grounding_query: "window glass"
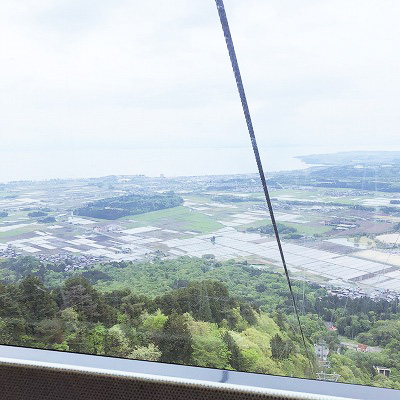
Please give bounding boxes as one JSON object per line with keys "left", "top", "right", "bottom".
{"left": 1, "top": 0, "right": 400, "bottom": 390}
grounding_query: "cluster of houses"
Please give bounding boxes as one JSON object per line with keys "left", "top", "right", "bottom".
{"left": 36, "top": 252, "right": 103, "bottom": 271}
{"left": 0, "top": 244, "right": 22, "bottom": 259}
{"left": 326, "top": 286, "right": 400, "bottom": 302}
{"left": 326, "top": 287, "right": 367, "bottom": 299}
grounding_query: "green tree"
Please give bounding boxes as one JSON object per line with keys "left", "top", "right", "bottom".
{"left": 7, "top": 257, "right": 44, "bottom": 281}
{"left": 0, "top": 282, "right": 21, "bottom": 318}
{"left": 0, "top": 318, "right": 12, "bottom": 344}
{"left": 18, "top": 276, "right": 57, "bottom": 322}
{"left": 139, "top": 309, "right": 168, "bottom": 345}
{"left": 271, "top": 334, "right": 294, "bottom": 360}
{"left": 88, "top": 323, "right": 107, "bottom": 355}
{"left": 224, "top": 331, "right": 242, "bottom": 370}
{"left": 198, "top": 283, "right": 212, "bottom": 322}
{"left": 190, "top": 320, "right": 231, "bottom": 369}
{"left": 60, "top": 307, "right": 80, "bottom": 334}
{"left": 104, "top": 325, "right": 130, "bottom": 357}
{"left": 35, "top": 319, "right": 64, "bottom": 345}
{"left": 159, "top": 313, "right": 192, "bottom": 364}
{"left": 128, "top": 344, "right": 161, "bottom": 361}
{"left": 67, "top": 327, "right": 93, "bottom": 354}
{"left": 61, "top": 277, "right": 116, "bottom": 324}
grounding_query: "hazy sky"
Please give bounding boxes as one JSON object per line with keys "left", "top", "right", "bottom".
{"left": 2, "top": 0, "right": 400, "bottom": 154}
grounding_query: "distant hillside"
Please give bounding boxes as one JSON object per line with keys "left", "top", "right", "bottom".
{"left": 297, "top": 151, "right": 400, "bottom": 166}
{"left": 274, "top": 164, "right": 400, "bottom": 192}
{"left": 74, "top": 192, "right": 184, "bottom": 220}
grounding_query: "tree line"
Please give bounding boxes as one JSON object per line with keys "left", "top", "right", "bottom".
{"left": 0, "top": 275, "right": 312, "bottom": 376}
{"left": 74, "top": 192, "right": 184, "bottom": 220}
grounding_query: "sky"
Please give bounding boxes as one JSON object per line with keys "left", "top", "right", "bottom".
{"left": 1, "top": 0, "right": 400, "bottom": 169}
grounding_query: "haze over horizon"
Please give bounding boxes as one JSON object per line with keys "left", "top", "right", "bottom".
{"left": 2, "top": 1, "right": 400, "bottom": 181}
{"left": 2, "top": 147, "right": 400, "bottom": 184}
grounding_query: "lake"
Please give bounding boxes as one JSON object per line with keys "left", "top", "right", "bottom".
{"left": 1, "top": 144, "right": 398, "bottom": 183}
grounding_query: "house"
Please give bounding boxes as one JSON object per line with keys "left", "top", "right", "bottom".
{"left": 357, "top": 344, "right": 368, "bottom": 352}
{"left": 374, "top": 366, "right": 391, "bottom": 377}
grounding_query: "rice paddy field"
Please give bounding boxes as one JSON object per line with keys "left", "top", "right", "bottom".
{"left": 2, "top": 174, "right": 400, "bottom": 293}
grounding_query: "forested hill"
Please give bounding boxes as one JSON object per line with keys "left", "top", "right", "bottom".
{"left": 0, "top": 276, "right": 313, "bottom": 378}
{"left": 74, "top": 192, "right": 183, "bottom": 220}
{"left": 2, "top": 256, "right": 400, "bottom": 388}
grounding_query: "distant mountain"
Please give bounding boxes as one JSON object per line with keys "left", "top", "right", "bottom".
{"left": 297, "top": 151, "right": 400, "bottom": 166}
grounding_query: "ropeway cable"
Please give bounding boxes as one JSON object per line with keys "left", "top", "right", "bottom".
{"left": 214, "top": 0, "right": 314, "bottom": 374}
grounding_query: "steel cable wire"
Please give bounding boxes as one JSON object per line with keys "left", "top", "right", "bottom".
{"left": 214, "top": 0, "right": 314, "bottom": 374}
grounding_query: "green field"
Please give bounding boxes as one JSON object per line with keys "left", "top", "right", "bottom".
{"left": 239, "top": 218, "right": 331, "bottom": 235}
{"left": 0, "top": 224, "right": 42, "bottom": 241}
{"left": 348, "top": 236, "right": 376, "bottom": 247}
{"left": 121, "top": 206, "right": 223, "bottom": 234}
{"left": 280, "top": 222, "right": 332, "bottom": 235}
{"left": 183, "top": 194, "right": 215, "bottom": 203}
{"left": 1, "top": 211, "right": 30, "bottom": 221}
{"left": 267, "top": 189, "right": 362, "bottom": 205}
